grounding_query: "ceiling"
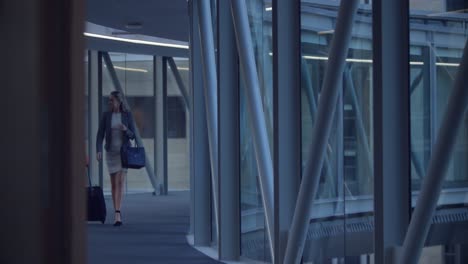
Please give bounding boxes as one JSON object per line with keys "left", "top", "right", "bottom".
{"left": 87, "top": 0, "right": 189, "bottom": 42}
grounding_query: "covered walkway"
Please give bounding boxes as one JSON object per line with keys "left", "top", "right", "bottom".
{"left": 87, "top": 191, "right": 220, "bottom": 264}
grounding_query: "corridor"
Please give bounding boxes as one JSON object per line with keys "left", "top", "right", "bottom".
{"left": 88, "top": 191, "right": 220, "bottom": 264}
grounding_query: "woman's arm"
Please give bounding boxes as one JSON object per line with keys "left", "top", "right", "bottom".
{"left": 125, "top": 112, "right": 136, "bottom": 140}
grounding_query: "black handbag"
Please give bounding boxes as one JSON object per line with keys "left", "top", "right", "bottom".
{"left": 121, "top": 140, "right": 146, "bottom": 169}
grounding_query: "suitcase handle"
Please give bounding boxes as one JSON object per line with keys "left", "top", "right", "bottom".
{"left": 87, "top": 165, "right": 93, "bottom": 188}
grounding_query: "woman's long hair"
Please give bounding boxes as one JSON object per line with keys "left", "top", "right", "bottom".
{"left": 110, "top": 91, "right": 127, "bottom": 112}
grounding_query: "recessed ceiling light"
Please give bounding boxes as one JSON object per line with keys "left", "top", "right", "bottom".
{"left": 83, "top": 32, "right": 189, "bottom": 49}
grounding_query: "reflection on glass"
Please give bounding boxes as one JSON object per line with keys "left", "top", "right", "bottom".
{"left": 301, "top": 1, "right": 374, "bottom": 262}
{"left": 410, "top": 0, "right": 468, "bottom": 261}
{"left": 240, "top": 0, "right": 272, "bottom": 261}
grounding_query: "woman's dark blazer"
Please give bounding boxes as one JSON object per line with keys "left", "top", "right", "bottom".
{"left": 96, "top": 111, "right": 136, "bottom": 153}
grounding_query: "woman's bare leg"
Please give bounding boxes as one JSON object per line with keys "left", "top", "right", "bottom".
{"left": 110, "top": 173, "right": 117, "bottom": 214}
{"left": 115, "top": 170, "right": 125, "bottom": 222}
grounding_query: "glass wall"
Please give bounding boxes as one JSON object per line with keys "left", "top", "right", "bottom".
{"left": 409, "top": 0, "right": 468, "bottom": 261}
{"left": 240, "top": 0, "right": 272, "bottom": 261}
{"left": 301, "top": 1, "right": 374, "bottom": 262}
{"left": 101, "top": 53, "right": 155, "bottom": 193}
{"left": 83, "top": 52, "right": 190, "bottom": 194}
{"left": 196, "top": 0, "right": 468, "bottom": 262}
{"left": 166, "top": 57, "right": 190, "bottom": 191}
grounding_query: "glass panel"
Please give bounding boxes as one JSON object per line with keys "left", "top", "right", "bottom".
{"left": 166, "top": 57, "right": 190, "bottom": 191}
{"left": 240, "top": 0, "right": 272, "bottom": 262}
{"left": 101, "top": 53, "right": 154, "bottom": 194}
{"left": 301, "top": 1, "right": 374, "bottom": 262}
{"left": 410, "top": 0, "right": 468, "bottom": 261}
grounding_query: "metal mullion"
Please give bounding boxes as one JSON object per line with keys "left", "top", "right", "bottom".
{"left": 230, "top": 0, "right": 275, "bottom": 259}
{"left": 197, "top": 0, "right": 220, "bottom": 238}
{"left": 273, "top": 0, "right": 301, "bottom": 262}
{"left": 218, "top": 0, "right": 240, "bottom": 260}
{"left": 191, "top": 0, "right": 211, "bottom": 246}
{"left": 372, "top": 0, "right": 411, "bottom": 262}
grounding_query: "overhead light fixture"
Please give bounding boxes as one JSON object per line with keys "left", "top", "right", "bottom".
{"left": 84, "top": 32, "right": 189, "bottom": 49}
{"left": 265, "top": 7, "right": 272, "bottom": 11}
{"left": 177, "top": 67, "right": 189, "bottom": 71}
{"left": 303, "top": 55, "right": 329, "bottom": 61}
{"left": 279, "top": 53, "right": 459, "bottom": 67}
{"left": 346, "top": 58, "right": 372, "bottom": 63}
{"left": 436, "top": 62, "right": 459, "bottom": 67}
{"left": 318, "top": 30, "right": 335, "bottom": 35}
{"left": 104, "top": 64, "right": 148, "bottom": 73}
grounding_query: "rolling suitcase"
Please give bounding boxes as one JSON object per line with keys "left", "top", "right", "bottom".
{"left": 87, "top": 166, "right": 106, "bottom": 224}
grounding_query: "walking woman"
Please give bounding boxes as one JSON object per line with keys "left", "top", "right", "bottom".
{"left": 96, "top": 91, "right": 136, "bottom": 226}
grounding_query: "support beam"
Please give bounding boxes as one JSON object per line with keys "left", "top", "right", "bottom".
{"left": 155, "top": 56, "right": 168, "bottom": 195}
{"left": 400, "top": 40, "right": 468, "bottom": 264}
{"left": 283, "top": 0, "right": 360, "bottom": 263}
{"left": 190, "top": 0, "right": 211, "bottom": 245}
{"left": 97, "top": 52, "right": 104, "bottom": 187}
{"left": 162, "top": 57, "right": 169, "bottom": 194}
{"left": 167, "top": 57, "right": 191, "bottom": 111}
{"left": 218, "top": 0, "right": 240, "bottom": 260}
{"left": 301, "top": 58, "right": 337, "bottom": 197}
{"left": 88, "top": 50, "right": 100, "bottom": 187}
{"left": 372, "top": 0, "right": 411, "bottom": 262}
{"left": 273, "top": 0, "right": 301, "bottom": 263}
{"left": 102, "top": 52, "right": 160, "bottom": 194}
{"left": 188, "top": 1, "right": 195, "bottom": 235}
{"left": 153, "top": 56, "right": 159, "bottom": 195}
{"left": 197, "top": 0, "right": 219, "bottom": 236}
{"left": 230, "top": 0, "right": 275, "bottom": 259}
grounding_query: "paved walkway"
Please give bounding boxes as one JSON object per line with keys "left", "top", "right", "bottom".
{"left": 87, "top": 191, "right": 221, "bottom": 264}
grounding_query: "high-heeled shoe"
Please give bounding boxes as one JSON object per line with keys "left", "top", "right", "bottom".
{"left": 113, "top": 210, "right": 123, "bottom": 226}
